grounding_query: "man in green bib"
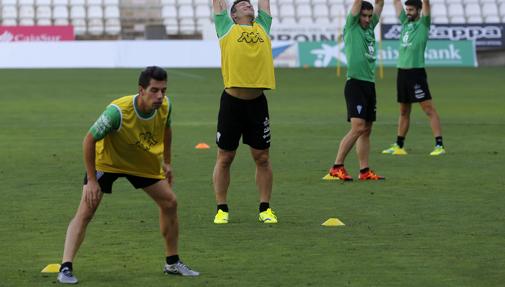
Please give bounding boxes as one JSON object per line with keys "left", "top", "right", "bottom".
{"left": 382, "top": 0, "right": 446, "bottom": 156}
{"left": 327, "top": 0, "right": 386, "bottom": 181}
{"left": 211, "top": 0, "right": 277, "bottom": 224}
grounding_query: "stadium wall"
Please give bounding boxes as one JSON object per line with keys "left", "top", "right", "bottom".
{"left": 0, "top": 40, "right": 478, "bottom": 68}
{"left": 477, "top": 49, "right": 505, "bottom": 66}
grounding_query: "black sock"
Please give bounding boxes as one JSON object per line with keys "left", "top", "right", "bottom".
{"left": 332, "top": 164, "right": 344, "bottom": 169}
{"left": 360, "top": 167, "right": 369, "bottom": 174}
{"left": 166, "top": 255, "right": 179, "bottom": 265}
{"left": 217, "top": 204, "right": 229, "bottom": 212}
{"left": 396, "top": 136, "right": 405, "bottom": 148}
{"left": 259, "top": 202, "right": 270, "bottom": 212}
{"left": 60, "top": 262, "right": 73, "bottom": 272}
{"left": 435, "top": 136, "right": 443, "bottom": 147}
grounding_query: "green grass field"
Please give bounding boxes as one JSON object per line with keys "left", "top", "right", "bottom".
{"left": 1, "top": 67, "right": 504, "bottom": 286}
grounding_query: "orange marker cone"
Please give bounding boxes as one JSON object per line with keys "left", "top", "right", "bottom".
{"left": 195, "top": 143, "right": 210, "bottom": 149}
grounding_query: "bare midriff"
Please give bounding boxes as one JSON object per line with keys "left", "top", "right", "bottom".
{"left": 225, "top": 87, "right": 265, "bottom": 100}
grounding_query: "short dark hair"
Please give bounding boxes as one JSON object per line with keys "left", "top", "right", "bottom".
{"left": 138, "top": 66, "right": 167, "bottom": 88}
{"left": 404, "top": 0, "right": 422, "bottom": 9}
{"left": 361, "top": 1, "right": 374, "bottom": 11}
{"left": 230, "top": 0, "right": 250, "bottom": 14}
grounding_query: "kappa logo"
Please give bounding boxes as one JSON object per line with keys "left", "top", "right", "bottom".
{"left": 216, "top": 132, "right": 221, "bottom": 142}
{"left": 357, "top": 105, "right": 363, "bottom": 114}
{"left": 237, "top": 31, "right": 264, "bottom": 43}
{"left": 135, "top": 132, "right": 158, "bottom": 151}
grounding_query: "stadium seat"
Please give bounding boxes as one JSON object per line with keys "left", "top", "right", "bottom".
{"left": 2, "top": 0, "right": 17, "bottom": 4}
{"left": 70, "top": 0, "right": 86, "bottom": 5}
{"left": 448, "top": 4, "right": 464, "bottom": 18}
{"left": 466, "top": 16, "right": 483, "bottom": 24}
{"left": 53, "top": 0, "right": 69, "bottom": 5}
{"left": 105, "top": 18, "right": 121, "bottom": 35}
{"left": 313, "top": 4, "right": 329, "bottom": 18}
{"left": 36, "top": 6, "right": 52, "bottom": 25}
{"left": 450, "top": 16, "right": 466, "bottom": 23}
{"left": 70, "top": 5, "right": 87, "bottom": 35}
{"left": 280, "top": 17, "right": 296, "bottom": 24}
{"left": 500, "top": 3, "right": 505, "bottom": 17}
{"left": 1, "top": 5, "right": 18, "bottom": 23}
{"left": 104, "top": 5, "right": 120, "bottom": 18}
{"left": 464, "top": 3, "right": 481, "bottom": 17}
{"left": 484, "top": 16, "right": 500, "bottom": 23}
{"left": 431, "top": 0, "right": 445, "bottom": 4}
{"left": 480, "top": 0, "right": 496, "bottom": 3}
{"left": 278, "top": 0, "right": 294, "bottom": 5}
{"left": 162, "top": 5, "right": 177, "bottom": 23}
{"left": 327, "top": 0, "right": 345, "bottom": 4}
{"left": 35, "top": 0, "right": 52, "bottom": 5}
{"left": 314, "top": 17, "right": 331, "bottom": 24}
{"left": 433, "top": 16, "right": 449, "bottom": 24}
{"left": 195, "top": 4, "right": 211, "bottom": 18}
{"left": 312, "top": 0, "right": 328, "bottom": 4}
{"left": 296, "top": 0, "right": 311, "bottom": 4}
{"left": 177, "top": 0, "right": 193, "bottom": 5}
{"left": 19, "top": 0, "right": 35, "bottom": 5}
{"left": 296, "top": 4, "right": 312, "bottom": 18}
{"left": 298, "top": 17, "right": 313, "bottom": 24}
{"left": 87, "top": 0, "right": 103, "bottom": 5}
{"left": 382, "top": 16, "right": 399, "bottom": 24}
{"left": 267, "top": 4, "right": 279, "bottom": 18}
{"left": 279, "top": 4, "right": 295, "bottom": 18}
{"left": 196, "top": 17, "right": 212, "bottom": 33}
{"left": 329, "top": 3, "right": 346, "bottom": 18}
{"left": 382, "top": 5, "right": 396, "bottom": 18}
{"left": 431, "top": 4, "right": 448, "bottom": 18}
{"left": 19, "top": 6, "right": 36, "bottom": 26}
{"left": 445, "top": 0, "right": 462, "bottom": 3}
{"left": 88, "top": 19, "right": 104, "bottom": 35}
{"left": 53, "top": 6, "right": 69, "bottom": 25}
{"left": 179, "top": 18, "right": 196, "bottom": 34}
{"left": 482, "top": 3, "right": 499, "bottom": 17}
{"left": 178, "top": 4, "right": 194, "bottom": 19}
{"left": 87, "top": 5, "right": 104, "bottom": 20}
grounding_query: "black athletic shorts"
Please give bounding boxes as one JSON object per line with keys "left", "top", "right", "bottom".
{"left": 216, "top": 90, "right": 271, "bottom": 151}
{"left": 83, "top": 171, "right": 161, "bottom": 193}
{"left": 344, "top": 79, "right": 377, "bottom": 122}
{"left": 397, "top": 68, "right": 432, "bottom": 103}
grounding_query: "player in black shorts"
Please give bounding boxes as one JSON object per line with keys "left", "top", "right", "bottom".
{"left": 326, "top": 0, "right": 385, "bottom": 181}
{"left": 382, "top": 0, "right": 445, "bottom": 156}
{"left": 212, "top": 0, "right": 278, "bottom": 224}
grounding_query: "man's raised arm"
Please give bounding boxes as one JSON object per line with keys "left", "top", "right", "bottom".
{"left": 259, "top": 0, "right": 271, "bottom": 16}
{"left": 374, "top": 0, "right": 384, "bottom": 17}
{"left": 393, "top": 0, "right": 403, "bottom": 17}
{"left": 350, "top": 0, "right": 363, "bottom": 16}
{"left": 213, "top": 0, "right": 227, "bottom": 14}
{"left": 423, "top": 0, "right": 431, "bottom": 17}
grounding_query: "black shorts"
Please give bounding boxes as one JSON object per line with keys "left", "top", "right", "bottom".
{"left": 83, "top": 171, "right": 161, "bottom": 193}
{"left": 344, "top": 79, "right": 377, "bottom": 122}
{"left": 216, "top": 90, "right": 271, "bottom": 151}
{"left": 397, "top": 68, "right": 432, "bottom": 103}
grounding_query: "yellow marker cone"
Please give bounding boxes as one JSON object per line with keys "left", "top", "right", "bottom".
{"left": 322, "top": 218, "right": 345, "bottom": 227}
{"left": 41, "top": 263, "right": 61, "bottom": 273}
{"left": 195, "top": 143, "right": 210, "bottom": 149}
{"left": 322, "top": 173, "right": 340, "bottom": 180}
